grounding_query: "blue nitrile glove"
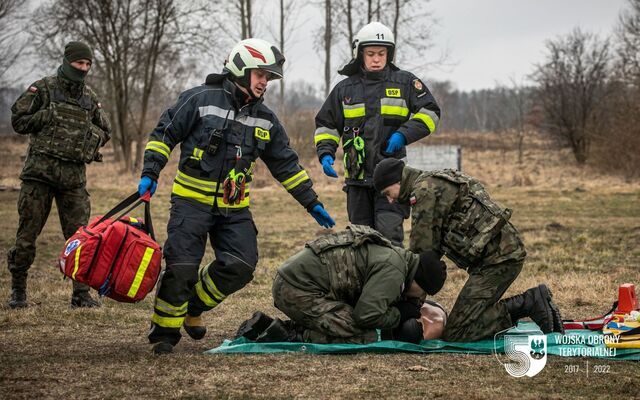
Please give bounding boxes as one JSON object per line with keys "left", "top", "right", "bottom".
{"left": 321, "top": 155, "right": 338, "bottom": 178}
{"left": 138, "top": 176, "right": 158, "bottom": 197}
{"left": 385, "top": 131, "right": 406, "bottom": 154}
{"left": 309, "top": 204, "right": 336, "bottom": 228}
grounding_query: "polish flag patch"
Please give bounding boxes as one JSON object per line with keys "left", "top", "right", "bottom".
{"left": 410, "top": 195, "right": 417, "bottom": 205}
{"left": 28, "top": 86, "right": 38, "bottom": 93}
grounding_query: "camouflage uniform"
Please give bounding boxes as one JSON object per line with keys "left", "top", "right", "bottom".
{"left": 274, "top": 225, "right": 421, "bottom": 344}
{"left": 8, "top": 73, "right": 111, "bottom": 298}
{"left": 400, "top": 166, "right": 526, "bottom": 342}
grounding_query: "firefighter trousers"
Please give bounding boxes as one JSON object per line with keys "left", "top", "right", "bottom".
{"left": 149, "top": 197, "right": 258, "bottom": 345}
{"left": 345, "top": 185, "right": 409, "bottom": 247}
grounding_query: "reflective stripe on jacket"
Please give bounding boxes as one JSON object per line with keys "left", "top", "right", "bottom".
{"left": 142, "top": 78, "right": 318, "bottom": 210}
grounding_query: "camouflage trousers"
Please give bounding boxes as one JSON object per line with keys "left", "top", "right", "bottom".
{"left": 442, "top": 258, "right": 523, "bottom": 342}
{"left": 8, "top": 179, "right": 90, "bottom": 278}
{"left": 272, "top": 273, "right": 378, "bottom": 344}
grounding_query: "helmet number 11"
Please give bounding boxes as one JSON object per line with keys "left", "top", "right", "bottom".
{"left": 376, "top": 33, "right": 385, "bottom": 39}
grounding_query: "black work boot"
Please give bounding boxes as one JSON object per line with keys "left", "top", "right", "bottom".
{"left": 183, "top": 315, "right": 207, "bottom": 340}
{"left": 152, "top": 342, "right": 174, "bottom": 355}
{"left": 236, "top": 311, "right": 274, "bottom": 340}
{"left": 255, "top": 319, "right": 303, "bottom": 343}
{"left": 502, "top": 284, "right": 564, "bottom": 334}
{"left": 71, "top": 281, "right": 101, "bottom": 308}
{"left": 8, "top": 272, "right": 28, "bottom": 309}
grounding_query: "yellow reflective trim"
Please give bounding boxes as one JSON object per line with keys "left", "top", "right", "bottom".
{"left": 152, "top": 313, "right": 184, "bottom": 328}
{"left": 172, "top": 181, "right": 215, "bottom": 205}
{"left": 381, "top": 105, "right": 409, "bottom": 117}
{"left": 176, "top": 170, "right": 218, "bottom": 189}
{"left": 215, "top": 195, "right": 250, "bottom": 209}
{"left": 126, "top": 247, "right": 155, "bottom": 298}
{"left": 195, "top": 281, "right": 219, "bottom": 307}
{"left": 386, "top": 88, "right": 401, "bottom": 97}
{"left": 145, "top": 141, "right": 171, "bottom": 159}
{"left": 281, "top": 170, "right": 309, "bottom": 191}
{"left": 314, "top": 133, "right": 341, "bottom": 145}
{"left": 155, "top": 298, "right": 188, "bottom": 316}
{"left": 72, "top": 244, "right": 81, "bottom": 280}
{"left": 343, "top": 107, "right": 366, "bottom": 118}
{"left": 413, "top": 112, "right": 436, "bottom": 132}
{"left": 192, "top": 148, "right": 204, "bottom": 160}
{"left": 129, "top": 217, "right": 138, "bottom": 223}
{"left": 202, "top": 270, "right": 226, "bottom": 301}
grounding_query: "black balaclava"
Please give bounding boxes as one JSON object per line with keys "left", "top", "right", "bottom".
{"left": 58, "top": 41, "right": 93, "bottom": 83}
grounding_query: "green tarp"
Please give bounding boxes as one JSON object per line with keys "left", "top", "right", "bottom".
{"left": 205, "top": 322, "right": 640, "bottom": 360}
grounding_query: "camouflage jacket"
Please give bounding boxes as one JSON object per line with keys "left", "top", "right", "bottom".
{"left": 400, "top": 166, "right": 526, "bottom": 269}
{"left": 11, "top": 74, "right": 111, "bottom": 187}
{"left": 277, "top": 225, "right": 421, "bottom": 330}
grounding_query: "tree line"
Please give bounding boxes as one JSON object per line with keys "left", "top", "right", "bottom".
{"left": 0, "top": 0, "right": 638, "bottom": 177}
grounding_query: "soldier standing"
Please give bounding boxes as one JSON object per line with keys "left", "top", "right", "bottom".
{"left": 314, "top": 21, "right": 440, "bottom": 246}
{"left": 7, "top": 41, "right": 111, "bottom": 309}
{"left": 373, "top": 159, "right": 565, "bottom": 341}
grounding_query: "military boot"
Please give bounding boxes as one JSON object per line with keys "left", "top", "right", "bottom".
{"left": 236, "top": 311, "right": 274, "bottom": 340}
{"left": 8, "top": 272, "right": 28, "bottom": 309}
{"left": 255, "top": 319, "right": 303, "bottom": 343}
{"left": 183, "top": 315, "right": 207, "bottom": 340}
{"left": 71, "top": 281, "right": 101, "bottom": 308}
{"left": 502, "top": 284, "right": 564, "bottom": 334}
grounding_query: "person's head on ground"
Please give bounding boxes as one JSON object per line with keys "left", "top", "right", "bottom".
{"left": 224, "top": 38, "right": 285, "bottom": 101}
{"left": 373, "top": 158, "right": 405, "bottom": 201}
{"left": 394, "top": 300, "right": 448, "bottom": 343}
{"left": 59, "top": 41, "right": 93, "bottom": 82}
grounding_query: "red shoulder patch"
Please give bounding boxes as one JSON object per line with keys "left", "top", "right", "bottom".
{"left": 410, "top": 195, "right": 417, "bottom": 205}
{"left": 28, "top": 86, "right": 38, "bottom": 93}
{"left": 97, "top": 102, "right": 102, "bottom": 109}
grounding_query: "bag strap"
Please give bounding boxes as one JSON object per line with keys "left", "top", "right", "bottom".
{"left": 94, "top": 191, "right": 156, "bottom": 241}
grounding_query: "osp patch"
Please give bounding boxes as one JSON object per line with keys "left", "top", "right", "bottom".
{"left": 64, "top": 239, "right": 81, "bottom": 257}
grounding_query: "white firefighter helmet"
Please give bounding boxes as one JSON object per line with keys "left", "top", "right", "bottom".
{"left": 224, "top": 38, "right": 285, "bottom": 80}
{"left": 352, "top": 21, "right": 395, "bottom": 61}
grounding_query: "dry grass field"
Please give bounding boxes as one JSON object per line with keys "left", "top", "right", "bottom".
{"left": 0, "top": 132, "right": 639, "bottom": 399}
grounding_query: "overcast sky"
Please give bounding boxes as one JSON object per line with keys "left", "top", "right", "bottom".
{"left": 284, "top": 0, "right": 627, "bottom": 92}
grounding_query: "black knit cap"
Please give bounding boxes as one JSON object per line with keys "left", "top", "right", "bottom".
{"left": 414, "top": 250, "right": 447, "bottom": 295}
{"left": 64, "top": 41, "right": 93, "bottom": 63}
{"left": 373, "top": 158, "right": 404, "bottom": 192}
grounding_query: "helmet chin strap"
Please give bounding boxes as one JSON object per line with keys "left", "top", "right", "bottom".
{"left": 234, "top": 72, "right": 261, "bottom": 102}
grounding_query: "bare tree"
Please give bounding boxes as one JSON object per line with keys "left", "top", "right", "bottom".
{"left": 31, "top": 0, "right": 216, "bottom": 172}
{"left": 616, "top": 0, "right": 640, "bottom": 86}
{"left": 323, "top": 0, "right": 332, "bottom": 96}
{"left": 0, "top": 0, "right": 29, "bottom": 85}
{"left": 532, "top": 29, "right": 610, "bottom": 164}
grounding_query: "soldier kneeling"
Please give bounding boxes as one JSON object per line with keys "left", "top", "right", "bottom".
{"left": 237, "top": 225, "right": 447, "bottom": 344}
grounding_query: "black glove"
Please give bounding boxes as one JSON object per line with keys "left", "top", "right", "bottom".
{"left": 393, "top": 300, "right": 421, "bottom": 324}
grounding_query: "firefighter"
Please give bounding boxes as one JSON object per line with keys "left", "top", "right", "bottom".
{"left": 236, "top": 225, "right": 447, "bottom": 344}
{"left": 139, "top": 38, "right": 336, "bottom": 354}
{"left": 7, "top": 41, "right": 111, "bottom": 309}
{"left": 314, "top": 21, "right": 441, "bottom": 246}
{"left": 373, "top": 159, "right": 565, "bottom": 342}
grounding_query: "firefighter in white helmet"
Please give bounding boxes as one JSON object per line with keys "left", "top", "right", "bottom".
{"left": 139, "top": 38, "right": 335, "bottom": 354}
{"left": 314, "top": 21, "right": 441, "bottom": 246}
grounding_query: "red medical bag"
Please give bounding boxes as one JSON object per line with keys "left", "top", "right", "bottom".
{"left": 58, "top": 192, "right": 162, "bottom": 303}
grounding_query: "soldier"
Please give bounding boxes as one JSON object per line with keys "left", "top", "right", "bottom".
{"left": 7, "top": 41, "right": 111, "bottom": 309}
{"left": 236, "top": 225, "right": 447, "bottom": 344}
{"left": 372, "top": 159, "right": 565, "bottom": 342}
{"left": 314, "top": 21, "right": 440, "bottom": 246}
{"left": 139, "top": 38, "right": 336, "bottom": 354}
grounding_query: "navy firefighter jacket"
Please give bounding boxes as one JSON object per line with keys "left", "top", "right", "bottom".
{"left": 142, "top": 75, "right": 320, "bottom": 211}
{"left": 314, "top": 66, "right": 441, "bottom": 187}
